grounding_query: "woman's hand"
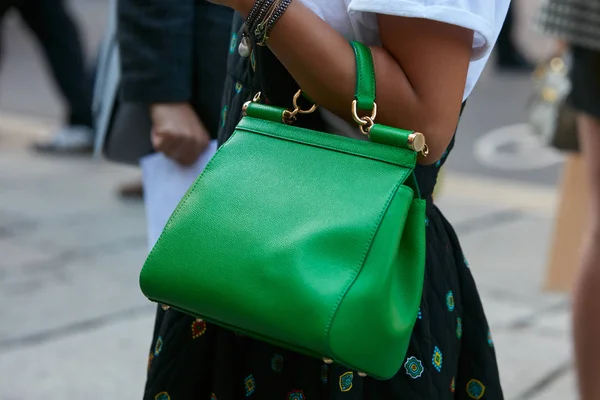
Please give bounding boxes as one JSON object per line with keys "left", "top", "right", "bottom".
{"left": 150, "top": 103, "right": 210, "bottom": 166}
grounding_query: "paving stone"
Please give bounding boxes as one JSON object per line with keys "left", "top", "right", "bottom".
{"left": 531, "top": 370, "right": 577, "bottom": 400}
{"left": 0, "top": 313, "right": 154, "bottom": 400}
{"left": 0, "top": 248, "right": 149, "bottom": 343}
{"left": 493, "top": 329, "right": 572, "bottom": 399}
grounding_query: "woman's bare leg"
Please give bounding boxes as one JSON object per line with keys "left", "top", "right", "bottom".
{"left": 573, "top": 113, "right": 600, "bottom": 399}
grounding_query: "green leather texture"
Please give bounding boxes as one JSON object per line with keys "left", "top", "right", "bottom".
{"left": 139, "top": 42, "right": 426, "bottom": 380}
{"left": 370, "top": 124, "right": 414, "bottom": 150}
{"left": 350, "top": 41, "right": 376, "bottom": 111}
{"left": 245, "top": 102, "right": 286, "bottom": 123}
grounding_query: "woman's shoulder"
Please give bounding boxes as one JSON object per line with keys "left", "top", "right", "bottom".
{"left": 348, "top": 0, "right": 511, "bottom": 60}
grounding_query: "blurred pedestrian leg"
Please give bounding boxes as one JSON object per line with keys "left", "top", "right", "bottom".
{"left": 16, "top": 0, "right": 94, "bottom": 153}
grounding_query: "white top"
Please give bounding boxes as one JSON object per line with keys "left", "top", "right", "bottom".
{"left": 300, "top": 0, "right": 511, "bottom": 100}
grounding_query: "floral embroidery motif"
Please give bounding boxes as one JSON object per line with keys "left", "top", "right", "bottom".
{"left": 148, "top": 352, "right": 154, "bottom": 371}
{"left": 271, "top": 354, "right": 284, "bottom": 373}
{"left": 339, "top": 371, "right": 354, "bottom": 392}
{"left": 418, "top": 308, "right": 423, "bottom": 320}
{"left": 404, "top": 356, "right": 424, "bottom": 379}
{"left": 487, "top": 331, "right": 494, "bottom": 347}
{"left": 451, "top": 377, "right": 456, "bottom": 393}
{"left": 288, "top": 390, "right": 306, "bottom": 400}
{"left": 466, "top": 379, "right": 486, "bottom": 399}
{"left": 235, "top": 82, "right": 243, "bottom": 94}
{"left": 211, "top": 394, "right": 217, "bottom": 400}
{"left": 320, "top": 364, "right": 329, "bottom": 384}
{"left": 244, "top": 374, "right": 256, "bottom": 397}
{"left": 191, "top": 319, "right": 207, "bottom": 339}
{"left": 244, "top": 374, "right": 256, "bottom": 396}
{"left": 446, "top": 291, "right": 455, "bottom": 312}
{"left": 456, "top": 317, "right": 463, "bottom": 339}
{"left": 221, "top": 106, "right": 228, "bottom": 128}
{"left": 155, "top": 392, "right": 170, "bottom": 400}
{"left": 154, "top": 336, "right": 163, "bottom": 356}
{"left": 250, "top": 51, "right": 256, "bottom": 71}
{"left": 432, "top": 346, "right": 443, "bottom": 372}
{"left": 229, "top": 33, "right": 237, "bottom": 54}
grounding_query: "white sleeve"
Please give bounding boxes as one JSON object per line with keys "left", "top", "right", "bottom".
{"left": 348, "top": 0, "right": 508, "bottom": 61}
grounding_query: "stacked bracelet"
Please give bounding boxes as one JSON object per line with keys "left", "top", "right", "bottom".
{"left": 239, "top": 0, "right": 293, "bottom": 56}
{"left": 239, "top": 0, "right": 274, "bottom": 57}
{"left": 255, "top": 0, "right": 292, "bottom": 46}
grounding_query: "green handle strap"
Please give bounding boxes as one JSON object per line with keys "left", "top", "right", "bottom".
{"left": 243, "top": 41, "right": 426, "bottom": 159}
{"left": 348, "top": 41, "right": 424, "bottom": 198}
{"left": 349, "top": 41, "right": 376, "bottom": 111}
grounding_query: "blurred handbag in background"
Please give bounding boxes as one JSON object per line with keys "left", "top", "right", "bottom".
{"left": 527, "top": 54, "right": 579, "bottom": 152}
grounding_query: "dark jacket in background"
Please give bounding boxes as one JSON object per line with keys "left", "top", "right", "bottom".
{"left": 117, "top": 0, "right": 233, "bottom": 138}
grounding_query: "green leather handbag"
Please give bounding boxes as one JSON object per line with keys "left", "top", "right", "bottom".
{"left": 140, "top": 41, "right": 428, "bottom": 380}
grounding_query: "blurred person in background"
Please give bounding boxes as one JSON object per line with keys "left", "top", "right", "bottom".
{"left": 538, "top": 1, "right": 600, "bottom": 399}
{"left": 0, "top": 0, "right": 94, "bottom": 153}
{"left": 116, "top": 0, "right": 232, "bottom": 394}
{"left": 496, "top": 2, "right": 533, "bottom": 71}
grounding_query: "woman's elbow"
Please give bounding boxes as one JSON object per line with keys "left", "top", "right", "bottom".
{"left": 414, "top": 116, "right": 460, "bottom": 165}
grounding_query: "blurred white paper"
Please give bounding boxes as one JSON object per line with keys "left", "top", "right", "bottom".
{"left": 141, "top": 140, "right": 218, "bottom": 250}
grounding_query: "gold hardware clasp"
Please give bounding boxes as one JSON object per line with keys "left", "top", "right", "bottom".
{"left": 352, "top": 100, "right": 378, "bottom": 136}
{"left": 408, "top": 132, "right": 427, "bottom": 154}
{"left": 242, "top": 92, "right": 263, "bottom": 116}
{"left": 283, "top": 90, "right": 318, "bottom": 124}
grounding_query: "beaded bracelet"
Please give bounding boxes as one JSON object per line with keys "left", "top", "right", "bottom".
{"left": 239, "top": 0, "right": 293, "bottom": 56}
{"left": 249, "top": 0, "right": 275, "bottom": 36}
{"left": 239, "top": 0, "right": 274, "bottom": 57}
{"left": 255, "top": 0, "right": 292, "bottom": 46}
{"left": 245, "top": 0, "right": 265, "bottom": 31}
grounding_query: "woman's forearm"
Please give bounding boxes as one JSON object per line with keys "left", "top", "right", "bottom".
{"left": 234, "top": 0, "right": 472, "bottom": 162}
{"left": 238, "top": 1, "right": 413, "bottom": 127}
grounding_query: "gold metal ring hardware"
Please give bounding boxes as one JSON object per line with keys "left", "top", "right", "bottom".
{"left": 282, "top": 109, "right": 296, "bottom": 125}
{"left": 407, "top": 132, "right": 426, "bottom": 152}
{"left": 242, "top": 92, "right": 263, "bottom": 116}
{"left": 358, "top": 116, "right": 375, "bottom": 136}
{"left": 352, "top": 100, "right": 378, "bottom": 136}
{"left": 322, "top": 357, "right": 333, "bottom": 364}
{"left": 281, "top": 90, "right": 318, "bottom": 124}
{"left": 407, "top": 132, "right": 429, "bottom": 157}
{"left": 292, "top": 90, "right": 318, "bottom": 115}
{"left": 242, "top": 101, "right": 251, "bottom": 116}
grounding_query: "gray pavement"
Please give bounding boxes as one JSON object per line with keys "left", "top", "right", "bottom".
{"left": 0, "top": 0, "right": 579, "bottom": 398}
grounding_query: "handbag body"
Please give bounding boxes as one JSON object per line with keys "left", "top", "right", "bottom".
{"left": 140, "top": 42, "right": 426, "bottom": 380}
